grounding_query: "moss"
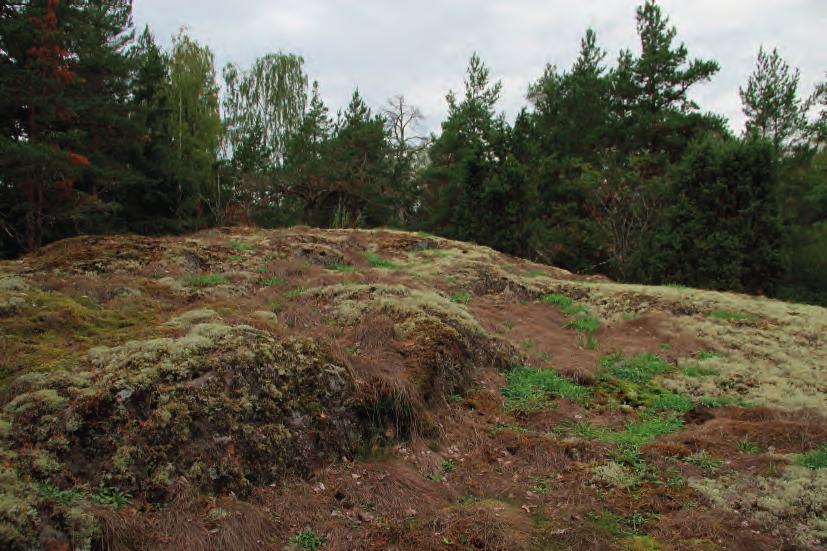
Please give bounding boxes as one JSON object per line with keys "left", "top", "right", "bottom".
{"left": 591, "top": 461, "right": 640, "bottom": 490}
{"left": 4, "top": 388, "right": 66, "bottom": 417}
{"left": 691, "top": 466, "right": 827, "bottom": 547}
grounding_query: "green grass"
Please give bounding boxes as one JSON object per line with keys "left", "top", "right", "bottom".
{"left": 599, "top": 353, "right": 672, "bottom": 383}
{"left": 450, "top": 290, "right": 471, "bottom": 304}
{"left": 681, "top": 363, "right": 717, "bottom": 377}
{"left": 799, "top": 443, "right": 827, "bottom": 469}
{"left": 564, "top": 314, "right": 600, "bottom": 334}
{"left": 502, "top": 366, "right": 591, "bottom": 413}
{"left": 327, "top": 263, "right": 354, "bottom": 273}
{"left": 605, "top": 417, "right": 684, "bottom": 449}
{"left": 365, "top": 251, "right": 397, "bottom": 269}
{"left": 185, "top": 274, "right": 227, "bottom": 287}
{"left": 290, "top": 528, "right": 327, "bottom": 550}
{"left": 542, "top": 293, "right": 573, "bottom": 308}
{"left": 696, "top": 350, "right": 720, "bottom": 361}
{"left": 259, "top": 276, "right": 286, "bottom": 286}
{"left": 442, "top": 459, "right": 456, "bottom": 473}
{"left": 683, "top": 450, "right": 723, "bottom": 472}
{"left": 524, "top": 270, "right": 547, "bottom": 278}
{"left": 648, "top": 391, "right": 694, "bottom": 413}
{"left": 38, "top": 482, "right": 132, "bottom": 510}
{"left": 230, "top": 241, "right": 254, "bottom": 251}
{"left": 284, "top": 286, "right": 305, "bottom": 298}
{"left": 737, "top": 436, "right": 761, "bottom": 454}
{"left": 710, "top": 309, "right": 757, "bottom": 322}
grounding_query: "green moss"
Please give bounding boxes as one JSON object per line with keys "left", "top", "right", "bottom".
{"left": 4, "top": 388, "right": 66, "bottom": 417}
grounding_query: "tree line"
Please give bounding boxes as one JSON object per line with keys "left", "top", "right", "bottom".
{"left": 1, "top": 1, "right": 826, "bottom": 304}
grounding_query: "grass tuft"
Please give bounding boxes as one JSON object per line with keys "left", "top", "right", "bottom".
{"left": 502, "top": 366, "right": 591, "bottom": 413}
{"left": 599, "top": 353, "right": 672, "bottom": 383}
{"left": 710, "top": 309, "right": 757, "bottom": 322}
{"left": 799, "top": 443, "right": 827, "bottom": 469}
{"left": 449, "top": 291, "right": 471, "bottom": 304}
{"left": 366, "top": 252, "right": 397, "bottom": 269}
{"left": 185, "top": 274, "right": 227, "bottom": 287}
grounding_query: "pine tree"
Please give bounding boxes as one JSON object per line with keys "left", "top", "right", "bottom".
{"left": 740, "top": 47, "right": 808, "bottom": 155}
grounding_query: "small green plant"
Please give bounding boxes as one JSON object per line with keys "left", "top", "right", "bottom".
{"left": 525, "top": 270, "right": 546, "bottom": 278}
{"left": 424, "top": 472, "right": 446, "bottom": 482}
{"left": 260, "top": 276, "right": 286, "bottom": 286}
{"left": 90, "top": 484, "right": 133, "bottom": 509}
{"left": 683, "top": 450, "right": 723, "bottom": 472}
{"left": 38, "top": 482, "right": 85, "bottom": 505}
{"left": 522, "top": 338, "right": 534, "bottom": 349}
{"left": 599, "top": 353, "right": 671, "bottom": 383}
{"left": 664, "top": 283, "right": 687, "bottom": 289}
{"left": 365, "top": 251, "right": 397, "bottom": 269}
{"left": 502, "top": 366, "right": 591, "bottom": 413}
{"left": 737, "top": 436, "right": 760, "bottom": 454}
{"left": 710, "top": 309, "right": 756, "bottom": 322}
{"left": 799, "top": 442, "right": 827, "bottom": 469}
{"left": 626, "top": 511, "right": 650, "bottom": 531}
{"left": 284, "top": 286, "right": 305, "bottom": 298}
{"left": 450, "top": 290, "right": 471, "bottom": 304}
{"left": 442, "top": 459, "right": 456, "bottom": 473}
{"left": 185, "top": 274, "right": 227, "bottom": 287}
{"left": 503, "top": 320, "right": 514, "bottom": 330}
{"left": 530, "top": 477, "right": 552, "bottom": 495}
{"left": 290, "top": 527, "right": 327, "bottom": 550}
{"left": 659, "top": 342, "right": 671, "bottom": 350}
{"left": 446, "top": 393, "right": 463, "bottom": 403}
{"left": 230, "top": 241, "right": 254, "bottom": 251}
{"left": 564, "top": 313, "right": 600, "bottom": 335}
{"left": 327, "top": 263, "right": 354, "bottom": 273}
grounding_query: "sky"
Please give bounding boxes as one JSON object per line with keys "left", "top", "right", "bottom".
{"left": 133, "top": 0, "right": 827, "bottom": 135}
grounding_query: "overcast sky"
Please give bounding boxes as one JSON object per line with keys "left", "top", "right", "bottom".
{"left": 133, "top": 0, "right": 826, "bottom": 135}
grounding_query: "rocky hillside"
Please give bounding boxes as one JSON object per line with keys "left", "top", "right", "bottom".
{"left": 0, "top": 227, "right": 825, "bottom": 550}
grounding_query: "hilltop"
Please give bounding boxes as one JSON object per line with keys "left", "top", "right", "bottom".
{"left": 0, "top": 227, "right": 825, "bottom": 550}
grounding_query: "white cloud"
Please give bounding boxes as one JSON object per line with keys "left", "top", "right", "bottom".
{"left": 133, "top": 0, "right": 827, "bottom": 134}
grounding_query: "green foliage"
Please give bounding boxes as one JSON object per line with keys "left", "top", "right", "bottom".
{"left": 449, "top": 291, "right": 471, "bottom": 304}
{"left": 260, "top": 276, "right": 286, "bottom": 286}
{"left": 185, "top": 274, "right": 227, "bottom": 287}
{"left": 37, "top": 482, "right": 85, "bottom": 506}
{"left": 799, "top": 443, "right": 827, "bottom": 469}
{"left": 502, "top": 366, "right": 591, "bottom": 413}
{"left": 284, "top": 286, "right": 305, "bottom": 298}
{"left": 599, "top": 353, "right": 672, "bottom": 383}
{"left": 442, "top": 459, "right": 456, "bottom": 473}
{"left": 290, "top": 528, "right": 327, "bottom": 550}
{"left": 89, "top": 484, "right": 133, "bottom": 509}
